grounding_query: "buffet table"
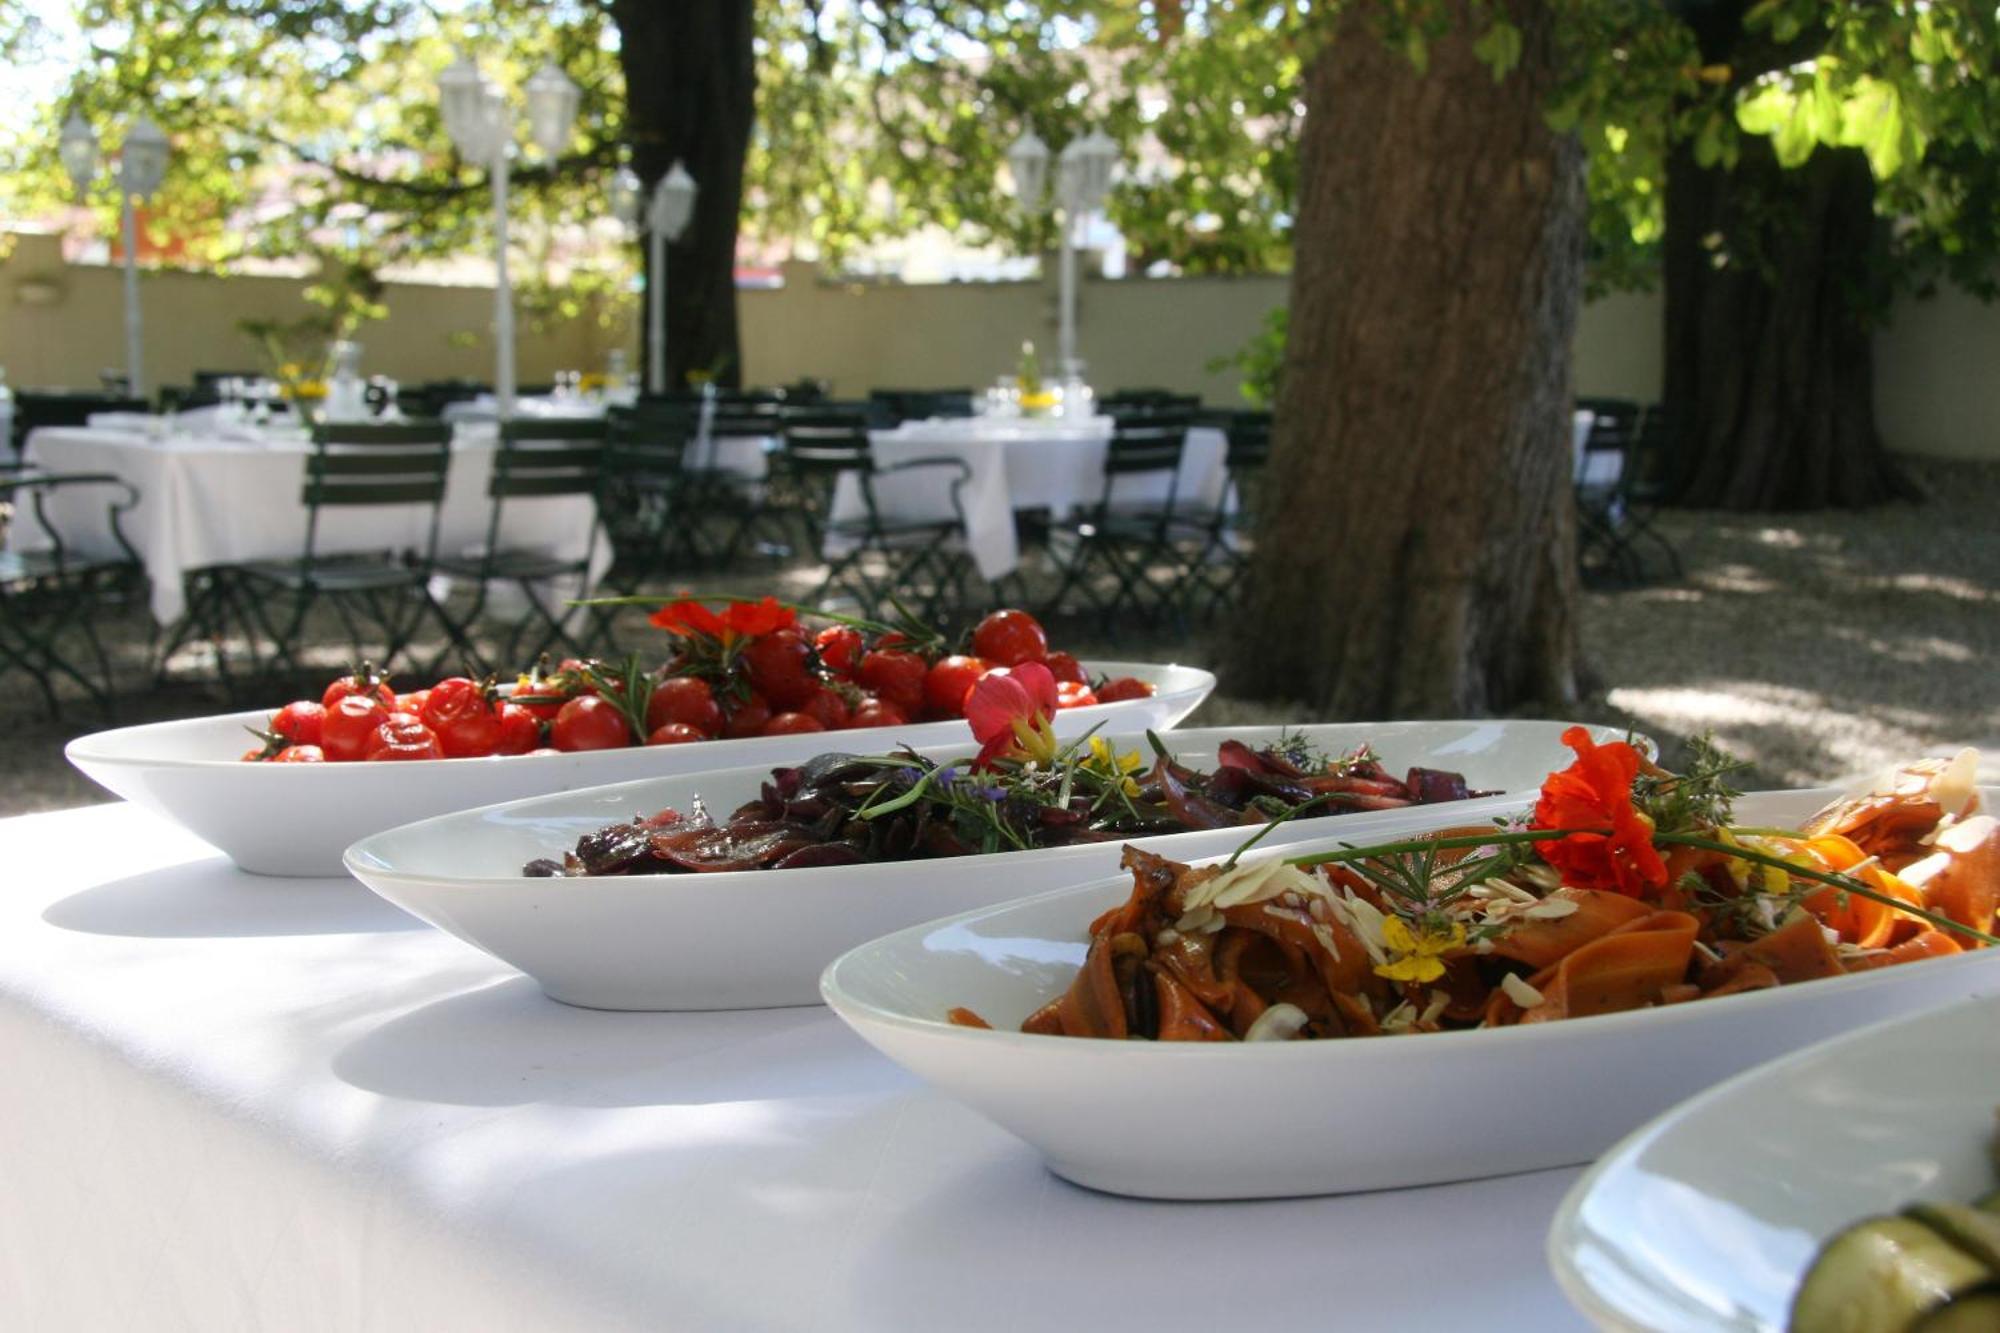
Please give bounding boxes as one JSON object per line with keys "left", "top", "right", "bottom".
{"left": 2, "top": 800, "right": 1586, "bottom": 1331}
{"left": 16, "top": 423, "right": 609, "bottom": 624}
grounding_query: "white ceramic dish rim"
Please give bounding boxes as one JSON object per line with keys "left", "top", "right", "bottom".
{"left": 66, "top": 657, "right": 1211, "bottom": 772}
{"left": 1542, "top": 988, "right": 2000, "bottom": 1332}
{"left": 344, "top": 718, "right": 1595, "bottom": 889}
{"left": 821, "top": 784, "right": 1998, "bottom": 1062}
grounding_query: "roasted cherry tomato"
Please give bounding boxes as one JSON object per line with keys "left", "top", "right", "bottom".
{"left": 849, "top": 698, "right": 907, "bottom": 729}
{"left": 269, "top": 700, "right": 325, "bottom": 748}
{"left": 494, "top": 701, "right": 543, "bottom": 755}
{"left": 741, "top": 630, "right": 818, "bottom": 709}
{"left": 420, "top": 677, "right": 502, "bottom": 758}
{"left": 1043, "top": 651, "right": 1087, "bottom": 684}
{"left": 1056, "top": 680, "right": 1099, "bottom": 709}
{"left": 271, "top": 744, "right": 325, "bottom": 762}
{"left": 722, "top": 690, "right": 773, "bottom": 739}
{"left": 321, "top": 694, "right": 389, "bottom": 762}
{"left": 365, "top": 714, "right": 445, "bottom": 761}
{"left": 1095, "top": 676, "right": 1156, "bottom": 703}
{"left": 923, "top": 654, "right": 990, "bottom": 718}
{"left": 645, "top": 676, "right": 725, "bottom": 738}
{"left": 798, "top": 685, "right": 852, "bottom": 731}
{"left": 760, "top": 711, "right": 826, "bottom": 736}
{"left": 646, "top": 723, "right": 707, "bottom": 746}
{"left": 322, "top": 666, "right": 396, "bottom": 711}
{"left": 856, "top": 649, "right": 927, "bottom": 718}
{"left": 969, "top": 609, "right": 1049, "bottom": 667}
{"left": 395, "top": 689, "right": 431, "bottom": 715}
{"left": 549, "top": 695, "right": 634, "bottom": 751}
{"left": 813, "top": 625, "right": 865, "bottom": 677}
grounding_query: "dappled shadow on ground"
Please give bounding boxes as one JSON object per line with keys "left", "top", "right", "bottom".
{"left": 6, "top": 457, "right": 1994, "bottom": 813}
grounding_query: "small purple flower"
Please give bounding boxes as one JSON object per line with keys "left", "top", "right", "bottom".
{"left": 978, "top": 785, "right": 1008, "bottom": 802}
{"left": 936, "top": 766, "right": 960, "bottom": 787}
{"left": 897, "top": 767, "right": 922, "bottom": 786}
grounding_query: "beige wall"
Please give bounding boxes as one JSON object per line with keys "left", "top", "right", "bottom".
{"left": 4, "top": 229, "right": 1994, "bottom": 460}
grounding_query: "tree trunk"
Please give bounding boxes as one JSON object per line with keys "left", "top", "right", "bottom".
{"left": 1663, "top": 137, "right": 1916, "bottom": 508}
{"left": 612, "top": 0, "right": 755, "bottom": 389}
{"left": 1226, "top": 2, "right": 1585, "bottom": 717}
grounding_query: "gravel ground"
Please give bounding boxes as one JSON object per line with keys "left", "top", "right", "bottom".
{"left": 6, "top": 455, "right": 1995, "bottom": 816}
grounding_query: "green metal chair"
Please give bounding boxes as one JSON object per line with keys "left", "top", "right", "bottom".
{"left": 214, "top": 420, "right": 455, "bottom": 682}
{"left": 598, "top": 400, "right": 702, "bottom": 589}
{"left": 1047, "top": 413, "right": 1195, "bottom": 630}
{"left": 0, "top": 470, "right": 144, "bottom": 714}
{"left": 1181, "top": 409, "right": 1270, "bottom": 618}
{"left": 431, "top": 418, "right": 609, "bottom": 673}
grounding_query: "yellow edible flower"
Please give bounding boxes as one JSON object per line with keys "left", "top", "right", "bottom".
{"left": 1085, "top": 736, "right": 1145, "bottom": 796}
{"left": 1374, "top": 915, "right": 1466, "bottom": 985}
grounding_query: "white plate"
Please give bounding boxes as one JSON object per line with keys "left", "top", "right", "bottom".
{"left": 821, "top": 786, "right": 2000, "bottom": 1202}
{"left": 66, "top": 659, "right": 1211, "bottom": 877}
{"left": 1549, "top": 993, "right": 2000, "bottom": 1332}
{"left": 344, "top": 719, "right": 1616, "bottom": 1010}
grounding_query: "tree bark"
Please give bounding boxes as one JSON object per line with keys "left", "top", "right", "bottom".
{"left": 1226, "top": 2, "right": 1585, "bottom": 717}
{"left": 612, "top": 0, "right": 755, "bottom": 389}
{"left": 1663, "top": 138, "right": 1916, "bottom": 509}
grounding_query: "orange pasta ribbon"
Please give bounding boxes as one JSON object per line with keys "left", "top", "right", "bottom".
{"left": 1486, "top": 910, "right": 1701, "bottom": 1025}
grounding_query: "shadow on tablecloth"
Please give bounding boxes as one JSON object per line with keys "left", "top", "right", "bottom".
{"left": 41, "top": 857, "right": 425, "bottom": 939}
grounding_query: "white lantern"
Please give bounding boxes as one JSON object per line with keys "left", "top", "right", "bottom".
{"left": 119, "top": 116, "right": 170, "bottom": 199}
{"left": 437, "top": 54, "right": 493, "bottom": 159}
{"left": 1005, "top": 129, "right": 1050, "bottom": 215}
{"left": 58, "top": 113, "right": 99, "bottom": 198}
{"left": 524, "top": 63, "right": 581, "bottom": 160}
{"left": 1059, "top": 129, "right": 1118, "bottom": 215}
{"left": 649, "top": 161, "right": 698, "bottom": 242}
{"left": 608, "top": 165, "right": 644, "bottom": 229}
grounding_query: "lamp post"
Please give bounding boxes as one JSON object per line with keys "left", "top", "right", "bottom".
{"left": 60, "top": 112, "right": 170, "bottom": 398}
{"left": 1005, "top": 128, "right": 1118, "bottom": 377}
{"left": 437, "top": 56, "right": 580, "bottom": 420}
{"left": 611, "top": 161, "right": 699, "bottom": 394}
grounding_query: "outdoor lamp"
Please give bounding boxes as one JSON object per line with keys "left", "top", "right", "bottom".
{"left": 1006, "top": 130, "right": 1051, "bottom": 214}
{"left": 524, "top": 63, "right": 581, "bottom": 160}
{"left": 437, "top": 55, "right": 489, "bottom": 156}
{"left": 1063, "top": 129, "right": 1119, "bottom": 214}
{"left": 639, "top": 160, "right": 699, "bottom": 393}
{"left": 119, "top": 117, "right": 171, "bottom": 199}
{"left": 608, "top": 165, "right": 644, "bottom": 229}
{"left": 58, "top": 112, "right": 98, "bottom": 198}
{"left": 649, "top": 161, "right": 698, "bottom": 240}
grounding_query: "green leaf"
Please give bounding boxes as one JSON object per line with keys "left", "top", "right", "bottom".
{"left": 1404, "top": 30, "right": 1429, "bottom": 76}
{"left": 1470, "top": 20, "right": 1522, "bottom": 81}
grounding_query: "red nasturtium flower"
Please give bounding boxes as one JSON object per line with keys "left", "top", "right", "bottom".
{"left": 964, "top": 663, "right": 1061, "bottom": 768}
{"left": 649, "top": 596, "right": 798, "bottom": 647}
{"left": 1531, "top": 725, "right": 1669, "bottom": 896}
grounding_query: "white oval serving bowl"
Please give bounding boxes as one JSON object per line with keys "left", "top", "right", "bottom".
{"left": 1548, "top": 991, "right": 2000, "bottom": 1333}
{"left": 821, "top": 785, "right": 2000, "bottom": 1202}
{"left": 343, "top": 719, "right": 1621, "bottom": 1010}
{"left": 67, "top": 659, "right": 1212, "bottom": 877}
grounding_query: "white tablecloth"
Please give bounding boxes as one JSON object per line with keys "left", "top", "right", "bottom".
{"left": 1, "top": 801, "right": 1586, "bottom": 1332}
{"left": 14, "top": 423, "right": 610, "bottom": 624}
{"left": 832, "top": 416, "right": 1232, "bottom": 580}
{"left": 441, "top": 394, "right": 613, "bottom": 424}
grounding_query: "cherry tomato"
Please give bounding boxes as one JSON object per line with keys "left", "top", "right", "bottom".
{"left": 760, "top": 711, "right": 826, "bottom": 736}
{"left": 645, "top": 676, "right": 724, "bottom": 738}
{"left": 856, "top": 649, "right": 927, "bottom": 718}
{"left": 395, "top": 689, "right": 431, "bottom": 715}
{"left": 741, "top": 630, "right": 818, "bottom": 709}
{"left": 1095, "top": 676, "right": 1156, "bottom": 703}
{"left": 322, "top": 667, "right": 396, "bottom": 711}
{"left": 923, "top": 654, "right": 990, "bottom": 718}
{"left": 646, "top": 722, "right": 707, "bottom": 746}
{"left": 494, "top": 701, "right": 543, "bottom": 755}
{"left": 365, "top": 715, "right": 445, "bottom": 761}
{"left": 240, "top": 747, "right": 266, "bottom": 763}
{"left": 722, "top": 690, "right": 773, "bottom": 739}
{"left": 1043, "top": 651, "right": 1087, "bottom": 684}
{"left": 322, "top": 694, "right": 389, "bottom": 762}
{"left": 970, "top": 609, "right": 1049, "bottom": 667}
{"left": 1056, "top": 680, "right": 1099, "bottom": 709}
{"left": 511, "top": 667, "right": 572, "bottom": 721}
{"left": 849, "top": 698, "right": 907, "bottom": 729}
{"left": 549, "top": 695, "right": 634, "bottom": 751}
{"left": 798, "top": 685, "right": 852, "bottom": 731}
{"left": 269, "top": 700, "right": 325, "bottom": 748}
{"left": 420, "top": 677, "right": 502, "bottom": 758}
{"left": 271, "top": 744, "right": 325, "bottom": 762}
{"left": 813, "top": 625, "right": 865, "bottom": 677}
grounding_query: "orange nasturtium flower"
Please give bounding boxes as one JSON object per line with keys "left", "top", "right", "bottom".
{"left": 1530, "top": 726, "right": 1669, "bottom": 897}
{"left": 649, "top": 596, "right": 798, "bottom": 647}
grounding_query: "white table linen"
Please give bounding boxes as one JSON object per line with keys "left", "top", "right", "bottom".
{"left": 831, "top": 416, "right": 1231, "bottom": 580}
{"left": 15, "top": 423, "right": 610, "bottom": 624}
{"left": 1, "top": 801, "right": 1586, "bottom": 1333}
{"left": 441, "top": 394, "right": 610, "bottom": 424}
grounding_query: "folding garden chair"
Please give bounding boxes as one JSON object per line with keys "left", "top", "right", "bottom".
{"left": 431, "top": 418, "right": 609, "bottom": 673}
{"left": 599, "top": 400, "right": 702, "bottom": 589}
{"left": 781, "top": 411, "right": 974, "bottom": 621}
{"left": 1181, "top": 409, "right": 1270, "bottom": 618}
{"left": 1047, "top": 414, "right": 1195, "bottom": 629}
{"left": 209, "top": 420, "right": 455, "bottom": 683}
{"left": 0, "top": 470, "right": 144, "bottom": 714}
{"left": 1575, "top": 400, "right": 1681, "bottom": 586}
